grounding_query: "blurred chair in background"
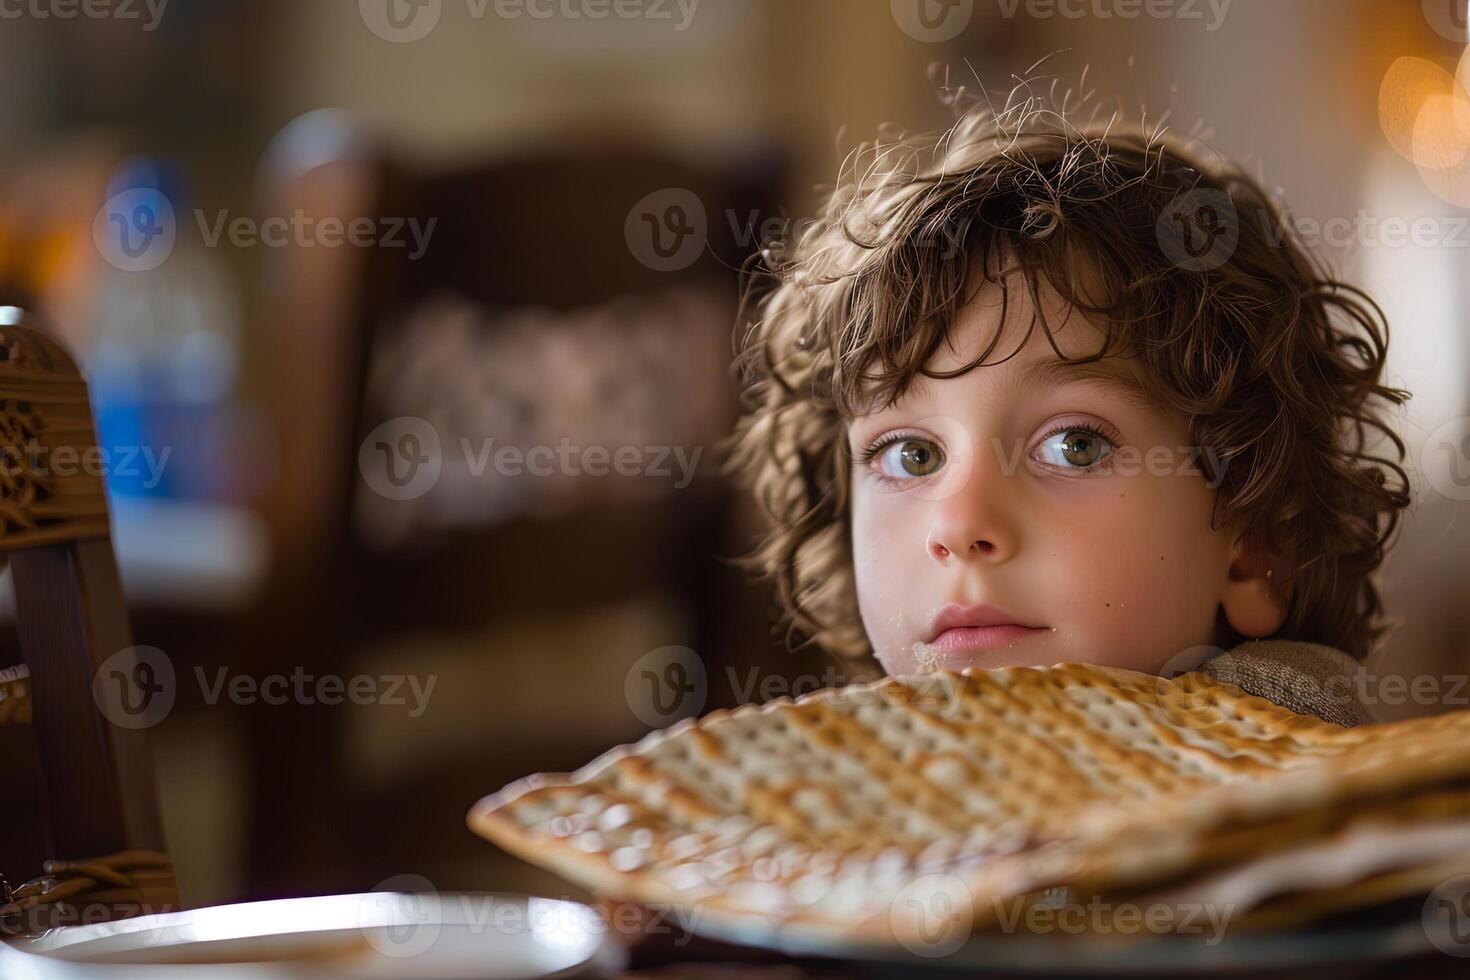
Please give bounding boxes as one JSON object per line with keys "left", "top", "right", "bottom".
{"left": 247, "top": 111, "right": 791, "bottom": 896}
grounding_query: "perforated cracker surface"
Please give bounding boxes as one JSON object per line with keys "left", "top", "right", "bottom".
{"left": 469, "top": 663, "right": 1391, "bottom": 929}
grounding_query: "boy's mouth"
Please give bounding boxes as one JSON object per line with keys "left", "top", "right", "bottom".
{"left": 923, "top": 603, "right": 1049, "bottom": 657}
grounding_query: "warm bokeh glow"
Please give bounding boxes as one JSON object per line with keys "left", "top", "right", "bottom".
{"left": 1379, "top": 56, "right": 1467, "bottom": 166}
{"left": 1414, "top": 85, "right": 1470, "bottom": 206}
{"left": 1412, "top": 89, "right": 1470, "bottom": 170}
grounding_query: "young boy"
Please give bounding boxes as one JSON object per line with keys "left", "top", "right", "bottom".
{"left": 726, "top": 96, "right": 1410, "bottom": 728}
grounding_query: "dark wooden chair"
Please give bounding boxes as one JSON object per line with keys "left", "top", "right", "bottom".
{"left": 0, "top": 317, "right": 176, "bottom": 933}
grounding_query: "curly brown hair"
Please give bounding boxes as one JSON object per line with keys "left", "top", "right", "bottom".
{"left": 725, "top": 92, "right": 1411, "bottom": 663}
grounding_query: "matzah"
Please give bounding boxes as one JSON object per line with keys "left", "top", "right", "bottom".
{"left": 469, "top": 663, "right": 1470, "bottom": 943}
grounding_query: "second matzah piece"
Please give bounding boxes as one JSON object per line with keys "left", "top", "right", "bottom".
{"left": 961, "top": 711, "right": 1470, "bottom": 931}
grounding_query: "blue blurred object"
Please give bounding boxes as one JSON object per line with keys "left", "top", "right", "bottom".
{"left": 105, "top": 156, "right": 188, "bottom": 204}
{"left": 87, "top": 155, "right": 242, "bottom": 500}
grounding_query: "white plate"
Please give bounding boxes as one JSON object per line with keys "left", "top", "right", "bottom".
{"left": 2, "top": 892, "right": 625, "bottom": 979}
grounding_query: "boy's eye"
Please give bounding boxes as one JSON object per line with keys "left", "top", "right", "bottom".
{"left": 876, "top": 438, "right": 945, "bottom": 479}
{"left": 1035, "top": 427, "right": 1114, "bottom": 469}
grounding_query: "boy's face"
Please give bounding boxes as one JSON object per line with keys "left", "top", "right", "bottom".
{"left": 848, "top": 276, "right": 1245, "bottom": 676}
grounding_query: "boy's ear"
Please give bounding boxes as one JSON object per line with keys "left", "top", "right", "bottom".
{"left": 1220, "top": 537, "right": 1289, "bottom": 639}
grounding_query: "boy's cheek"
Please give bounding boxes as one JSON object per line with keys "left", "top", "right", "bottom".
{"left": 1034, "top": 477, "right": 1227, "bottom": 653}
{"left": 1066, "top": 495, "right": 1230, "bottom": 667}
{"left": 850, "top": 495, "right": 934, "bottom": 662}
{"left": 850, "top": 512, "right": 919, "bottom": 611}
{"left": 850, "top": 488, "right": 927, "bottom": 568}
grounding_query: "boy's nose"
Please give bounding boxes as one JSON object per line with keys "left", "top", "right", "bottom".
{"left": 923, "top": 440, "right": 1017, "bottom": 564}
{"left": 925, "top": 482, "right": 1017, "bottom": 565}
{"left": 927, "top": 533, "right": 1007, "bottom": 563}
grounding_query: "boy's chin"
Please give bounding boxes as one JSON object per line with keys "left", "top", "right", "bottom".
{"left": 880, "top": 640, "right": 1065, "bottom": 676}
{"left": 878, "top": 639, "right": 1204, "bottom": 678}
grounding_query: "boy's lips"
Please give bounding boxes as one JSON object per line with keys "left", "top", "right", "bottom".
{"left": 924, "top": 604, "right": 1048, "bottom": 653}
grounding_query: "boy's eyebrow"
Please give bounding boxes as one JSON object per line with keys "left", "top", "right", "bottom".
{"left": 1020, "top": 357, "right": 1162, "bottom": 412}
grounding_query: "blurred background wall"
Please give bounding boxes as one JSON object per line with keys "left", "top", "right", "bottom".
{"left": 0, "top": 0, "right": 1465, "bottom": 910}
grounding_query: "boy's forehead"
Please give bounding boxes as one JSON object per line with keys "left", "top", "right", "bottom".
{"left": 857, "top": 276, "right": 1159, "bottom": 418}
{"left": 929, "top": 274, "right": 1107, "bottom": 374}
